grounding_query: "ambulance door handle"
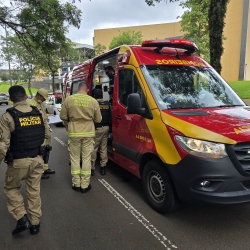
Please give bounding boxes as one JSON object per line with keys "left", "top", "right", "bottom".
{"left": 115, "top": 115, "right": 122, "bottom": 120}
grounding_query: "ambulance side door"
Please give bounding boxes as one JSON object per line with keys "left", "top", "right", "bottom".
{"left": 112, "top": 66, "right": 145, "bottom": 174}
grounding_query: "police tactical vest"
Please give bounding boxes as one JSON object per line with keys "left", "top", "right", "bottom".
{"left": 7, "top": 106, "right": 45, "bottom": 159}
{"left": 96, "top": 100, "right": 111, "bottom": 128}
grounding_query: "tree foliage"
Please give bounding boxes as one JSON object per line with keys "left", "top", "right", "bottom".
{"left": 0, "top": 73, "right": 9, "bottom": 82}
{"left": 0, "top": 0, "right": 82, "bottom": 92}
{"left": 145, "top": 0, "right": 230, "bottom": 74}
{"left": 178, "top": 0, "right": 210, "bottom": 62}
{"left": 208, "top": 0, "right": 229, "bottom": 74}
{"left": 94, "top": 43, "right": 106, "bottom": 56}
{"left": 0, "top": 1, "right": 81, "bottom": 52}
{"left": 109, "top": 30, "right": 143, "bottom": 50}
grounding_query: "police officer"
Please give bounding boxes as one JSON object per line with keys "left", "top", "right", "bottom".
{"left": 29, "top": 88, "right": 55, "bottom": 179}
{"left": 0, "top": 85, "right": 49, "bottom": 235}
{"left": 91, "top": 89, "right": 111, "bottom": 176}
{"left": 60, "top": 81, "right": 102, "bottom": 193}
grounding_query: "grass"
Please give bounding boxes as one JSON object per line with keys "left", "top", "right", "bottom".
{"left": 228, "top": 80, "right": 250, "bottom": 98}
{"left": 0, "top": 81, "right": 38, "bottom": 94}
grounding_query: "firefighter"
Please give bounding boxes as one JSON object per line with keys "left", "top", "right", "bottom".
{"left": 29, "top": 88, "right": 55, "bottom": 179}
{"left": 0, "top": 85, "right": 49, "bottom": 235}
{"left": 60, "top": 81, "right": 102, "bottom": 193}
{"left": 91, "top": 89, "right": 111, "bottom": 176}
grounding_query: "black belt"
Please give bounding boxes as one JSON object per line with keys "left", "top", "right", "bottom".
{"left": 12, "top": 148, "right": 40, "bottom": 159}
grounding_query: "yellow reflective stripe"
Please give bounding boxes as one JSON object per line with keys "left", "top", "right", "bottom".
{"left": 71, "top": 170, "right": 81, "bottom": 175}
{"left": 80, "top": 170, "right": 91, "bottom": 175}
{"left": 30, "top": 101, "right": 38, "bottom": 106}
{"left": 68, "top": 132, "right": 95, "bottom": 137}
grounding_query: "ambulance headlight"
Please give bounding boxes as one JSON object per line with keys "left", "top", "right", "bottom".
{"left": 175, "top": 135, "right": 227, "bottom": 158}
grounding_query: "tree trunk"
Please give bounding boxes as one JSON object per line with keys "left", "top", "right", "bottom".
{"left": 208, "top": 0, "right": 229, "bottom": 74}
{"left": 52, "top": 74, "right": 55, "bottom": 93}
{"left": 28, "top": 79, "right": 33, "bottom": 97}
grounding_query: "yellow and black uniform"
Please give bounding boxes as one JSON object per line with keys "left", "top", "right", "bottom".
{"left": 0, "top": 101, "right": 49, "bottom": 229}
{"left": 29, "top": 98, "right": 52, "bottom": 174}
{"left": 91, "top": 99, "right": 111, "bottom": 174}
{"left": 60, "top": 92, "right": 102, "bottom": 190}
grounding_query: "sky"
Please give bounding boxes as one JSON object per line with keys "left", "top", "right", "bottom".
{"left": 67, "top": 0, "right": 185, "bottom": 45}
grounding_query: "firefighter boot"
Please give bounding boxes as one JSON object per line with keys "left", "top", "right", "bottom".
{"left": 12, "top": 214, "right": 31, "bottom": 235}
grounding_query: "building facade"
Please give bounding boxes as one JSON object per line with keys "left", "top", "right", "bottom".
{"left": 94, "top": 0, "right": 250, "bottom": 82}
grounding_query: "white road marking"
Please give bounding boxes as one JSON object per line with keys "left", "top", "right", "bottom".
{"left": 98, "top": 179, "right": 178, "bottom": 249}
{"left": 54, "top": 137, "right": 67, "bottom": 146}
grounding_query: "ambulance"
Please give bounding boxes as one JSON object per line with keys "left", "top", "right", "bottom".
{"left": 63, "top": 39, "right": 250, "bottom": 213}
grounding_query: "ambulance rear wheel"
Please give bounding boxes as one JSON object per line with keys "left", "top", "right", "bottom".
{"left": 142, "top": 159, "right": 179, "bottom": 214}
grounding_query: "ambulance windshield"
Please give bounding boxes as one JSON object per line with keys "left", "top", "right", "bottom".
{"left": 142, "top": 65, "right": 245, "bottom": 110}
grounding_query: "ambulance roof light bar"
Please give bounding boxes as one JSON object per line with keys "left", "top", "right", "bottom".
{"left": 141, "top": 39, "right": 198, "bottom": 54}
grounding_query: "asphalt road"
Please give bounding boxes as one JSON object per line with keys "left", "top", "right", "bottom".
{"left": 1, "top": 104, "right": 250, "bottom": 250}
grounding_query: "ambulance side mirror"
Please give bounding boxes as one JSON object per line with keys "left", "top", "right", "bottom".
{"left": 127, "top": 93, "right": 145, "bottom": 115}
{"left": 103, "top": 86, "right": 108, "bottom": 92}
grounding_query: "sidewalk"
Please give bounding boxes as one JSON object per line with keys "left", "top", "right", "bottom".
{"left": 242, "top": 99, "right": 250, "bottom": 105}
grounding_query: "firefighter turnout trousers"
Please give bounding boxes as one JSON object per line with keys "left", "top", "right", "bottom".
{"left": 68, "top": 137, "right": 94, "bottom": 188}
{"left": 4, "top": 156, "right": 44, "bottom": 225}
{"left": 91, "top": 126, "right": 109, "bottom": 169}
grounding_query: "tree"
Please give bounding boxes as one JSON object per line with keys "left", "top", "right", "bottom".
{"left": 178, "top": 0, "right": 210, "bottom": 62}
{"left": 94, "top": 43, "right": 106, "bottom": 56}
{"left": 0, "top": 72, "right": 9, "bottom": 82}
{"left": 0, "top": 35, "right": 40, "bottom": 95}
{"left": 109, "top": 30, "right": 143, "bottom": 50}
{"left": 145, "top": 0, "right": 230, "bottom": 74}
{"left": 0, "top": 1, "right": 81, "bottom": 52}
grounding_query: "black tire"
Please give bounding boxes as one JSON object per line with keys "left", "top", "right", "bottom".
{"left": 142, "top": 159, "right": 180, "bottom": 214}
{"left": 5, "top": 102, "right": 8, "bottom": 105}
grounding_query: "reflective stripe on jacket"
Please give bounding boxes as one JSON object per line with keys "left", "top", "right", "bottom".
{"left": 60, "top": 93, "right": 102, "bottom": 138}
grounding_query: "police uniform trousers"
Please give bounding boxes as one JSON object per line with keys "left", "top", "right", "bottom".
{"left": 43, "top": 129, "right": 51, "bottom": 172}
{"left": 68, "top": 137, "right": 93, "bottom": 188}
{"left": 91, "top": 126, "right": 109, "bottom": 170}
{"left": 4, "top": 156, "right": 44, "bottom": 225}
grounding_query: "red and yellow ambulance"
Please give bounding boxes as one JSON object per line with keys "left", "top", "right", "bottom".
{"left": 63, "top": 39, "right": 250, "bottom": 213}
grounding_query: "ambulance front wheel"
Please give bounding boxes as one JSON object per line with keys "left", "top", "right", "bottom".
{"left": 142, "top": 159, "right": 180, "bottom": 214}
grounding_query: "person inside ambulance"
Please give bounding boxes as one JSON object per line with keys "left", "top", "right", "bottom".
{"left": 105, "top": 66, "right": 115, "bottom": 105}
{"left": 0, "top": 85, "right": 49, "bottom": 236}
{"left": 91, "top": 89, "right": 111, "bottom": 176}
{"left": 29, "top": 88, "right": 55, "bottom": 179}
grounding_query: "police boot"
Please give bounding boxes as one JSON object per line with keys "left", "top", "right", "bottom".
{"left": 44, "top": 169, "right": 55, "bottom": 174}
{"left": 100, "top": 167, "right": 106, "bottom": 175}
{"left": 12, "top": 214, "right": 31, "bottom": 235}
{"left": 41, "top": 173, "right": 49, "bottom": 179}
{"left": 30, "top": 224, "right": 40, "bottom": 235}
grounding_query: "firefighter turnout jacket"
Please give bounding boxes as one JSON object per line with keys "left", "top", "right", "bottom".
{"left": 0, "top": 101, "right": 50, "bottom": 163}
{"left": 60, "top": 92, "right": 102, "bottom": 137}
{"left": 29, "top": 97, "right": 51, "bottom": 131}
